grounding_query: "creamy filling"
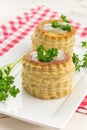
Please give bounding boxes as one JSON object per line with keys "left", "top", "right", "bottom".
{"left": 30, "top": 50, "right": 65, "bottom": 62}
{"left": 44, "top": 22, "right": 70, "bottom": 33}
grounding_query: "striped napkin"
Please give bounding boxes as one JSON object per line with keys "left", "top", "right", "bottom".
{"left": 0, "top": 5, "right": 87, "bottom": 114}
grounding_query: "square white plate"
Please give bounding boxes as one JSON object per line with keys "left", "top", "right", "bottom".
{"left": 0, "top": 34, "right": 87, "bottom": 129}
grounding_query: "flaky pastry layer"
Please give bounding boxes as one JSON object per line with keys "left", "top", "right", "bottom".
{"left": 21, "top": 51, "right": 75, "bottom": 99}
{"left": 31, "top": 19, "right": 76, "bottom": 55}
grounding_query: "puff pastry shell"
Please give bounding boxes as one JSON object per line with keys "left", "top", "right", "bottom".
{"left": 32, "top": 19, "right": 76, "bottom": 55}
{"left": 22, "top": 51, "right": 75, "bottom": 99}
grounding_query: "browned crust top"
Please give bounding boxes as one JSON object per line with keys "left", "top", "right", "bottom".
{"left": 23, "top": 50, "right": 70, "bottom": 66}
{"left": 36, "top": 19, "right": 76, "bottom": 37}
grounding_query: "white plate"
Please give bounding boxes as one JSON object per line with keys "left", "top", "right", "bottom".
{"left": 0, "top": 34, "right": 87, "bottom": 129}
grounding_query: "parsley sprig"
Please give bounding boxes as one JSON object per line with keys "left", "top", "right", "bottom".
{"left": 82, "top": 52, "right": 87, "bottom": 68}
{"left": 52, "top": 20, "right": 71, "bottom": 32}
{"left": 0, "top": 57, "right": 22, "bottom": 101}
{"left": 81, "top": 41, "right": 87, "bottom": 48}
{"left": 72, "top": 53, "right": 82, "bottom": 71}
{"left": 37, "top": 44, "right": 58, "bottom": 62}
{"left": 61, "top": 14, "right": 69, "bottom": 23}
{"left": 72, "top": 52, "right": 87, "bottom": 71}
{"left": 52, "top": 14, "right": 71, "bottom": 32}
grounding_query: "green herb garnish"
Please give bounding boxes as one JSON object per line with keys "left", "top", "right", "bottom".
{"left": 60, "top": 24, "right": 71, "bottom": 32}
{"left": 82, "top": 52, "right": 87, "bottom": 68}
{"left": 61, "top": 14, "right": 69, "bottom": 23}
{"left": 52, "top": 20, "right": 60, "bottom": 28}
{"left": 52, "top": 20, "right": 71, "bottom": 32}
{"left": 37, "top": 44, "right": 58, "bottom": 62}
{"left": 0, "top": 57, "right": 22, "bottom": 101}
{"left": 72, "top": 53, "right": 81, "bottom": 71}
{"left": 81, "top": 41, "right": 87, "bottom": 48}
{"left": 72, "top": 51, "right": 87, "bottom": 71}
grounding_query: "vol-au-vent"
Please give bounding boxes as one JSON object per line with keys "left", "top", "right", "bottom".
{"left": 44, "top": 22, "right": 71, "bottom": 33}
{"left": 30, "top": 50, "right": 65, "bottom": 62}
{"left": 32, "top": 16, "right": 76, "bottom": 55}
{"left": 22, "top": 45, "right": 75, "bottom": 99}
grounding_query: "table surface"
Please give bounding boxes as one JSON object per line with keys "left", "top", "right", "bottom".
{"left": 0, "top": 0, "right": 87, "bottom": 130}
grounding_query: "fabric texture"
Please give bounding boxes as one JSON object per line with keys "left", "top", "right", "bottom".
{"left": 0, "top": 5, "right": 87, "bottom": 114}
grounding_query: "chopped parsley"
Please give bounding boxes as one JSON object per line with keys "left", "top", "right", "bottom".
{"left": 61, "top": 14, "right": 69, "bottom": 23}
{"left": 37, "top": 44, "right": 58, "bottom": 62}
{"left": 52, "top": 20, "right": 71, "bottom": 32}
{"left": 52, "top": 20, "right": 60, "bottom": 28}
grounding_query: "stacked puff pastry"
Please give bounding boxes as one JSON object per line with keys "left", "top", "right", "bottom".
{"left": 22, "top": 18, "right": 76, "bottom": 99}
{"left": 32, "top": 19, "right": 76, "bottom": 56}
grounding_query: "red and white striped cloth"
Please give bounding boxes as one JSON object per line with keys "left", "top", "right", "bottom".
{"left": 77, "top": 95, "right": 87, "bottom": 114}
{"left": 0, "top": 5, "right": 87, "bottom": 114}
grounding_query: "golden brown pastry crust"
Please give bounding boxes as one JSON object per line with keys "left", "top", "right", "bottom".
{"left": 31, "top": 19, "right": 76, "bottom": 55}
{"left": 22, "top": 51, "right": 75, "bottom": 99}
